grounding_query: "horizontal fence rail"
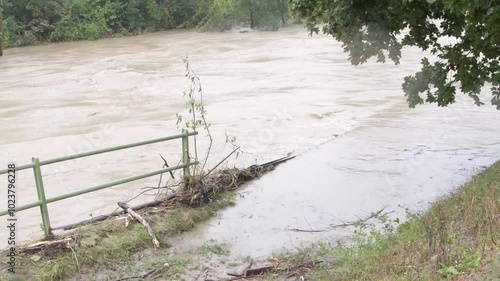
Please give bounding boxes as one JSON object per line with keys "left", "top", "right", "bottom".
{"left": 0, "top": 130, "right": 198, "bottom": 237}
{"left": 0, "top": 131, "right": 197, "bottom": 174}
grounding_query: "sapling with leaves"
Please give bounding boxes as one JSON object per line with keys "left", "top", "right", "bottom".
{"left": 176, "top": 57, "right": 241, "bottom": 179}
{"left": 176, "top": 56, "right": 214, "bottom": 177}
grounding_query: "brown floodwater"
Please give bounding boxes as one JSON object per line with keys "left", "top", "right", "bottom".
{"left": 0, "top": 26, "right": 498, "bottom": 253}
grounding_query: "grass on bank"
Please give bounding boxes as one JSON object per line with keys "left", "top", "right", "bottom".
{"left": 0, "top": 192, "right": 235, "bottom": 281}
{"left": 0, "top": 166, "right": 263, "bottom": 280}
{"left": 268, "top": 161, "right": 499, "bottom": 280}
{"left": 1, "top": 162, "right": 498, "bottom": 280}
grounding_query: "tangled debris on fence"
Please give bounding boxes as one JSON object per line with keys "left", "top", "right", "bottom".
{"left": 53, "top": 155, "right": 295, "bottom": 232}
{"left": 179, "top": 155, "right": 295, "bottom": 205}
{"left": 181, "top": 167, "right": 260, "bottom": 205}
{"left": 11, "top": 154, "right": 296, "bottom": 258}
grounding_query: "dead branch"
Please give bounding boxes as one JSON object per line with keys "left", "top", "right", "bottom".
{"left": 283, "top": 208, "right": 394, "bottom": 233}
{"left": 118, "top": 202, "right": 160, "bottom": 249}
{"left": 18, "top": 237, "right": 74, "bottom": 254}
{"left": 260, "top": 155, "right": 296, "bottom": 169}
{"left": 202, "top": 146, "right": 240, "bottom": 180}
{"left": 285, "top": 228, "right": 326, "bottom": 233}
{"left": 330, "top": 208, "right": 393, "bottom": 228}
{"left": 159, "top": 154, "right": 175, "bottom": 179}
{"left": 116, "top": 263, "right": 169, "bottom": 280}
{"left": 245, "top": 259, "right": 254, "bottom": 271}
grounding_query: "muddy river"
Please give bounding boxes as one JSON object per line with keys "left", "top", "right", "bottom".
{"left": 0, "top": 26, "right": 499, "bottom": 254}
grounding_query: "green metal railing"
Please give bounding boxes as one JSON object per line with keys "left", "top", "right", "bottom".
{"left": 0, "top": 129, "right": 198, "bottom": 237}
{"left": 0, "top": 0, "right": 3, "bottom": 57}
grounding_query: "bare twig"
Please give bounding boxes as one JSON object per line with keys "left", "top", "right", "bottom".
{"left": 284, "top": 208, "right": 393, "bottom": 233}
{"left": 159, "top": 154, "right": 175, "bottom": 179}
{"left": 285, "top": 228, "right": 326, "bottom": 233}
{"left": 330, "top": 208, "right": 393, "bottom": 228}
{"left": 141, "top": 184, "right": 180, "bottom": 191}
{"left": 118, "top": 202, "right": 160, "bottom": 249}
{"left": 245, "top": 259, "right": 254, "bottom": 271}
{"left": 225, "top": 277, "right": 259, "bottom": 281}
{"left": 120, "top": 155, "right": 177, "bottom": 208}
{"left": 125, "top": 187, "right": 162, "bottom": 204}
{"left": 202, "top": 146, "right": 240, "bottom": 180}
{"left": 259, "top": 155, "right": 296, "bottom": 168}
{"left": 17, "top": 237, "right": 74, "bottom": 254}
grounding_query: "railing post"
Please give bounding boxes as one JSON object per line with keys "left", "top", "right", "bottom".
{"left": 0, "top": 0, "right": 3, "bottom": 57}
{"left": 32, "top": 157, "right": 52, "bottom": 237}
{"left": 181, "top": 129, "right": 190, "bottom": 177}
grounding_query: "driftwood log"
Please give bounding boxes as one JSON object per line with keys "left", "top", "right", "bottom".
{"left": 17, "top": 237, "right": 74, "bottom": 254}
{"left": 118, "top": 202, "right": 160, "bottom": 249}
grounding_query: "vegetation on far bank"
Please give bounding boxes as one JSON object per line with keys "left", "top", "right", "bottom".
{"left": 0, "top": 0, "right": 291, "bottom": 48}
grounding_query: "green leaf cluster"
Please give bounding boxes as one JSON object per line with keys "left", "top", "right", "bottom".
{"left": 291, "top": 0, "right": 500, "bottom": 109}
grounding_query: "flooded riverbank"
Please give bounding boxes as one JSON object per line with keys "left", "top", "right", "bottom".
{"left": 174, "top": 102, "right": 500, "bottom": 258}
{"left": 0, "top": 25, "right": 498, "bottom": 248}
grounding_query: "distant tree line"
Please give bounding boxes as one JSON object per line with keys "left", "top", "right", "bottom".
{"left": 0, "top": 0, "right": 290, "bottom": 48}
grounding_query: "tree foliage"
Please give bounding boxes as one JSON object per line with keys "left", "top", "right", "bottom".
{"left": 194, "top": 0, "right": 289, "bottom": 31}
{"left": 233, "top": 0, "right": 284, "bottom": 30}
{"left": 291, "top": 0, "right": 500, "bottom": 109}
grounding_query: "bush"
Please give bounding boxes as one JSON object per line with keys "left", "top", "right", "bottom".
{"left": 2, "top": 16, "right": 23, "bottom": 47}
{"left": 197, "top": 0, "right": 236, "bottom": 31}
{"left": 50, "top": 0, "right": 113, "bottom": 41}
{"left": 1, "top": 0, "right": 289, "bottom": 47}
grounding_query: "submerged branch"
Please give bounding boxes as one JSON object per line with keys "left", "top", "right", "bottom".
{"left": 283, "top": 207, "right": 392, "bottom": 233}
